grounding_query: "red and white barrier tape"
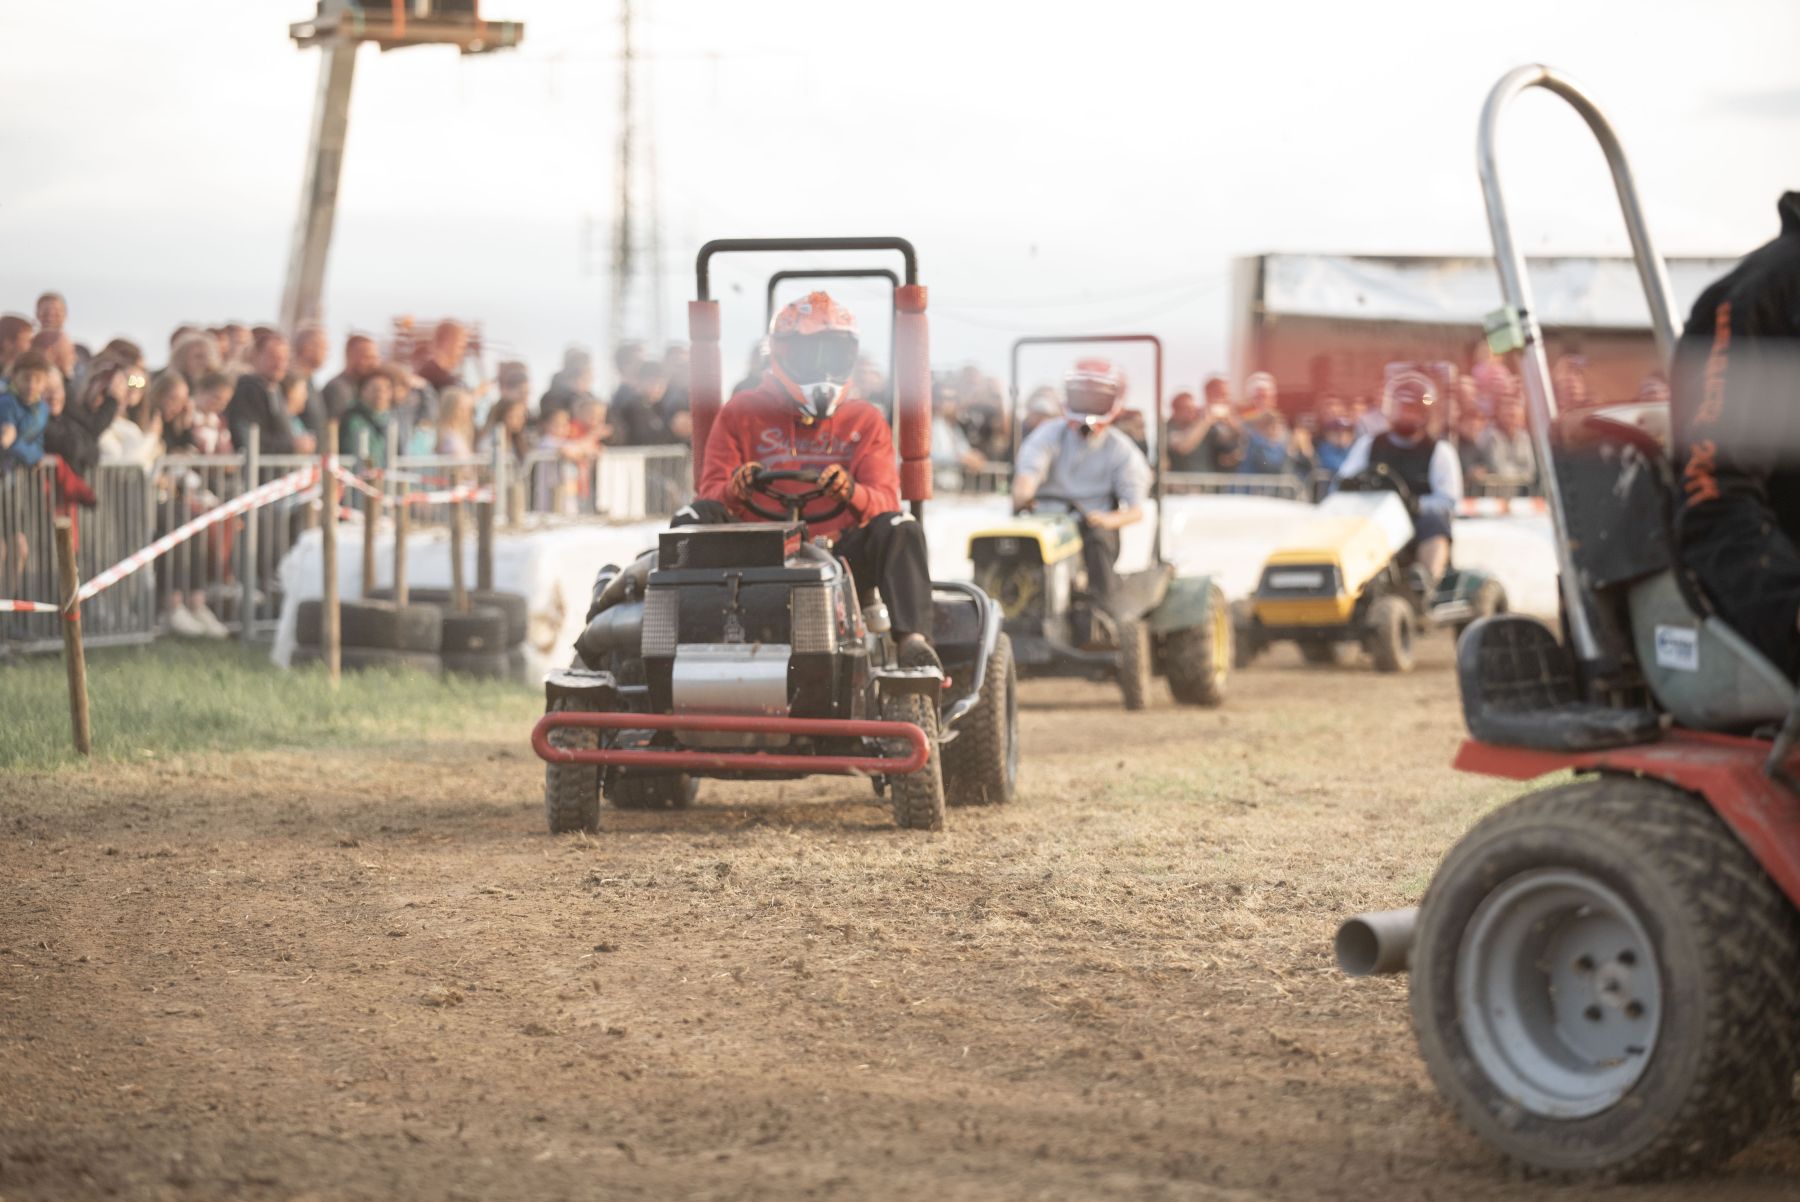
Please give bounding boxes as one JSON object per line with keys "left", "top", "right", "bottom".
{"left": 72, "top": 465, "right": 320, "bottom": 604}
{"left": 1456, "top": 496, "right": 1549, "bottom": 518}
{"left": 330, "top": 463, "right": 491, "bottom": 507}
{"left": 0, "top": 599, "right": 62, "bottom": 614}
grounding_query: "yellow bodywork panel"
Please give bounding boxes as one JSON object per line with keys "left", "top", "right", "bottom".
{"left": 966, "top": 518, "right": 1083, "bottom": 565}
{"left": 1254, "top": 595, "right": 1359, "bottom": 626}
{"left": 1250, "top": 496, "right": 1410, "bottom": 628}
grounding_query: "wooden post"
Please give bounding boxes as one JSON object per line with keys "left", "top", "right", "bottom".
{"left": 240, "top": 424, "right": 260, "bottom": 637}
{"left": 449, "top": 499, "right": 469, "bottom": 612}
{"left": 475, "top": 496, "right": 494, "bottom": 592}
{"left": 321, "top": 423, "right": 341, "bottom": 687}
{"left": 361, "top": 487, "right": 378, "bottom": 598}
{"left": 54, "top": 517, "right": 91, "bottom": 756}
{"left": 358, "top": 426, "right": 376, "bottom": 598}
{"left": 393, "top": 494, "right": 410, "bottom": 607}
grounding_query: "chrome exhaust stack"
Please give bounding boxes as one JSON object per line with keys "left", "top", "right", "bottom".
{"left": 1334, "top": 907, "right": 1418, "bottom": 977}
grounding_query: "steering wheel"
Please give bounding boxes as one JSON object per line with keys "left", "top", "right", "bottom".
{"left": 740, "top": 467, "right": 851, "bottom": 525}
{"left": 1016, "top": 492, "right": 1091, "bottom": 522}
{"left": 1337, "top": 464, "right": 1418, "bottom": 518}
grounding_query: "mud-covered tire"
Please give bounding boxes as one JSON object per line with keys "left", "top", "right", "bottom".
{"left": 1455, "top": 578, "right": 1508, "bottom": 642}
{"left": 542, "top": 695, "right": 603, "bottom": 834}
{"left": 441, "top": 605, "right": 509, "bottom": 655}
{"left": 882, "top": 691, "right": 944, "bottom": 831}
{"left": 943, "top": 634, "right": 1017, "bottom": 807}
{"left": 371, "top": 588, "right": 529, "bottom": 648}
{"left": 442, "top": 649, "right": 511, "bottom": 680}
{"left": 1367, "top": 594, "right": 1414, "bottom": 673}
{"left": 298, "top": 598, "right": 443, "bottom": 653}
{"left": 607, "top": 773, "right": 699, "bottom": 810}
{"left": 1230, "top": 600, "right": 1260, "bottom": 669}
{"left": 1410, "top": 776, "right": 1800, "bottom": 1180}
{"left": 1117, "top": 617, "right": 1155, "bottom": 710}
{"left": 1164, "top": 584, "right": 1230, "bottom": 707}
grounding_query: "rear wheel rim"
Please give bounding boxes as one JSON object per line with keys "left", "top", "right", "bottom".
{"left": 1211, "top": 596, "right": 1230, "bottom": 686}
{"left": 1456, "top": 869, "right": 1663, "bottom": 1119}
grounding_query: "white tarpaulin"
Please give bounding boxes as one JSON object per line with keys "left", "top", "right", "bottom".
{"left": 1259, "top": 253, "right": 1736, "bottom": 329}
{"left": 274, "top": 499, "right": 1559, "bottom": 680}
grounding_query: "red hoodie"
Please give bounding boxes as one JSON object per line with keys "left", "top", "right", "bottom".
{"left": 698, "top": 376, "right": 899, "bottom": 540}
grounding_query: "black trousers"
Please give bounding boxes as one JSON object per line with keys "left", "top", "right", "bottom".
{"left": 1080, "top": 522, "right": 1123, "bottom": 618}
{"left": 672, "top": 501, "right": 934, "bottom": 640}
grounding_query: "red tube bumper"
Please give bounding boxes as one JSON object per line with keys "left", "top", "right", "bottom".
{"left": 532, "top": 711, "right": 930, "bottom": 776}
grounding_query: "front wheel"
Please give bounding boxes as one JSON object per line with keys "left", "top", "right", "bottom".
{"left": 1117, "top": 618, "right": 1154, "bottom": 710}
{"left": 542, "top": 695, "right": 602, "bottom": 834}
{"left": 882, "top": 691, "right": 945, "bottom": 831}
{"left": 1367, "top": 594, "right": 1415, "bottom": 673}
{"left": 943, "top": 634, "right": 1018, "bottom": 806}
{"left": 1163, "top": 583, "right": 1230, "bottom": 707}
{"left": 1410, "top": 776, "right": 1800, "bottom": 1179}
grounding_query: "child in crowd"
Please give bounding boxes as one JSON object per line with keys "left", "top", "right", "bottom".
{"left": 339, "top": 369, "right": 396, "bottom": 465}
{"left": 0, "top": 350, "right": 53, "bottom": 613}
{"left": 435, "top": 387, "right": 477, "bottom": 456}
{"left": 283, "top": 376, "right": 314, "bottom": 450}
{"left": 0, "top": 350, "right": 52, "bottom": 471}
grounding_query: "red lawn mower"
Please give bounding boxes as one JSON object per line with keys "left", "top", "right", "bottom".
{"left": 1335, "top": 66, "right": 1800, "bottom": 1178}
{"left": 529, "top": 237, "right": 1014, "bottom": 833}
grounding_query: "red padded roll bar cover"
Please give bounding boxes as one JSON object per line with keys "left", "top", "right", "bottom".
{"left": 893, "top": 284, "right": 931, "bottom": 500}
{"left": 688, "top": 301, "right": 724, "bottom": 488}
{"left": 899, "top": 457, "right": 934, "bottom": 502}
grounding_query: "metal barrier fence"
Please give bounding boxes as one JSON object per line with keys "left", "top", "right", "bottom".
{"left": 1164, "top": 471, "right": 1312, "bottom": 501}
{"left": 1, "top": 463, "right": 158, "bottom": 654}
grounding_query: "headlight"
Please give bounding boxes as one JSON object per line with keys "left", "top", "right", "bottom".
{"left": 791, "top": 584, "right": 836, "bottom": 653}
{"left": 642, "top": 587, "right": 678, "bottom": 656}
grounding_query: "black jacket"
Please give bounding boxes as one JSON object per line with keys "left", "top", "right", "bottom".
{"left": 1672, "top": 191, "right": 1800, "bottom": 674}
{"left": 225, "top": 373, "right": 299, "bottom": 456}
{"left": 43, "top": 393, "right": 117, "bottom": 479}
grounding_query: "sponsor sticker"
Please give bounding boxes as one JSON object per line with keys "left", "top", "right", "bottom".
{"left": 1654, "top": 625, "right": 1699, "bottom": 672}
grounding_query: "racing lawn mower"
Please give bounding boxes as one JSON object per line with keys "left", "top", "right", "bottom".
{"left": 532, "top": 237, "right": 1015, "bottom": 833}
{"left": 1236, "top": 462, "right": 1507, "bottom": 672}
{"left": 1334, "top": 66, "right": 1800, "bottom": 1179}
{"left": 967, "top": 335, "right": 1232, "bottom": 710}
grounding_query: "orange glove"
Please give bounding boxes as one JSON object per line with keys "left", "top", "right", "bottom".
{"left": 818, "top": 463, "right": 857, "bottom": 502}
{"left": 729, "top": 460, "right": 764, "bottom": 504}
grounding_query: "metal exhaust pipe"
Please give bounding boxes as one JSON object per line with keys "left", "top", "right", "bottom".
{"left": 1335, "top": 907, "right": 1418, "bottom": 977}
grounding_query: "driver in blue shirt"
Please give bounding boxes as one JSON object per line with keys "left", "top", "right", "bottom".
{"left": 1010, "top": 358, "right": 1152, "bottom": 633}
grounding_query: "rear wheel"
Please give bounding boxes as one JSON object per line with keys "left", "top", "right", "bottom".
{"left": 1164, "top": 583, "right": 1230, "bottom": 707}
{"left": 1410, "top": 777, "right": 1800, "bottom": 1179}
{"left": 1368, "top": 594, "right": 1415, "bottom": 673}
{"left": 882, "top": 691, "right": 945, "bottom": 831}
{"left": 1230, "top": 600, "right": 1260, "bottom": 669}
{"left": 943, "top": 634, "right": 1017, "bottom": 806}
{"left": 1117, "top": 617, "right": 1154, "bottom": 710}
{"left": 608, "top": 772, "right": 699, "bottom": 810}
{"left": 1456, "top": 578, "right": 1509, "bottom": 642}
{"left": 542, "top": 695, "right": 603, "bottom": 834}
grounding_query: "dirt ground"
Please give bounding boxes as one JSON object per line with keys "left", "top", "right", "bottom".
{"left": 4, "top": 641, "right": 1797, "bottom": 1201}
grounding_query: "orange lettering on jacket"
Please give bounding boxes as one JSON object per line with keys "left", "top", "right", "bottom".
{"left": 1694, "top": 301, "right": 1732, "bottom": 429}
{"left": 1683, "top": 438, "right": 1721, "bottom": 505}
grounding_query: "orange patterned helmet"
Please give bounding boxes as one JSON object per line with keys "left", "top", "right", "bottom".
{"left": 769, "top": 292, "right": 860, "bottom": 422}
{"left": 1064, "top": 357, "right": 1126, "bottom": 430}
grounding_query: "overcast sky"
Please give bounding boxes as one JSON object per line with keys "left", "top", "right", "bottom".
{"left": 1, "top": 0, "right": 1795, "bottom": 395}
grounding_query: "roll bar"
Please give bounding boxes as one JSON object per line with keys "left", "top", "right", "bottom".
{"left": 1476, "top": 65, "right": 1682, "bottom": 674}
{"left": 696, "top": 237, "right": 918, "bottom": 302}
{"left": 1009, "top": 334, "right": 1165, "bottom": 564}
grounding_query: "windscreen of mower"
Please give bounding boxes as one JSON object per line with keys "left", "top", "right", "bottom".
{"left": 776, "top": 330, "right": 859, "bottom": 387}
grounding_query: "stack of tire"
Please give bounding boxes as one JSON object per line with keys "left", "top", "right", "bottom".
{"left": 291, "top": 588, "right": 530, "bottom": 681}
